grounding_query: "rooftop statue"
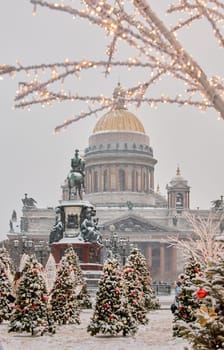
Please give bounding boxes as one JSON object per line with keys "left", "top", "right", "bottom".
{"left": 67, "top": 149, "right": 85, "bottom": 200}
{"left": 211, "top": 195, "right": 224, "bottom": 211}
{"left": 22, "top": 193, "right": 37, "bottom": 208}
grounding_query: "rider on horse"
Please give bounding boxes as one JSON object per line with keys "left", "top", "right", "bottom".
{"left": 67, "top": 149, "right": 85, "bottom": 200}
{"left": 70, "top": 149, "right": 85, "bottom": 177}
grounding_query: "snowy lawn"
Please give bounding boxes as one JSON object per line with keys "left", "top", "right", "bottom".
{"left": 1, "top": 308, "right": 191, "bottom": 350}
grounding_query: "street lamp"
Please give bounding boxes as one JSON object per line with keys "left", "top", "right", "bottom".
{"left": 13, "top": 235, "right": 34, "bottom": 270}
{"left": 119, "top": 237, "right": 129, "bottom": 266}
{"left": 12, "top": 236, "right": 50, "bottom": 268}
{"left": 34, "top": 241, "right": 46, "bottom": 264}
{"left": 105, "top": 232, "right": 120, "bottom": 259}
{"left": 105, "top": 229, "right": 134, "bottom": 266}
{"left": 14, "top": 235, "right": 33, "bottom": 253}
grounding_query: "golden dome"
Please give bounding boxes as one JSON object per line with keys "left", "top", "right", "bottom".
{"left": 93, "top": 109, "right": 145, "bottom": 133}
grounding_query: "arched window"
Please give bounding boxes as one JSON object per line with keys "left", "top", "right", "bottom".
{"left": 103, "top": 170, "right": 108, "bottom": 191}
{"left": 119, "top": 169, "right": 125, "bottom": 191}
{"left": 94, "top": 171, "right": 98, "bottom": 192}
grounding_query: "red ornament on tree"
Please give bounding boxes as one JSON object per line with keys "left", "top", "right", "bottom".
{"left": 42, "top": 295, "right": 48, "bottom": 302}
{"left": 125, "top": 268, "right": 132, "bottom": 274}
{"left": 131, "top": 290, "right": 137, "bottom": 297}
{"left": 196, "top": 287, "right": 207, "bottom": 299}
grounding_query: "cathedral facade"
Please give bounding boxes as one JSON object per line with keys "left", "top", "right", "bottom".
{"left": 5, "top": 84, "right": 213, "bottom": 282}
{"left": 60, "top": 84, "right": 205, "bottom": 282}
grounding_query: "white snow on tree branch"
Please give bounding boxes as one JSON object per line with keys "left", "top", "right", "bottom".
{"left": 1, "top": 0, "right": 224, "bottom": 131}
{"left": 167, "top": 212, "right": 224, "bottom": 266}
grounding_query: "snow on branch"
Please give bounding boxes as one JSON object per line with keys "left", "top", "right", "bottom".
{"left": 167, "top": 212, "right": 224, "bottom": 266}
{"left": 1, "top": 0, "right": 224, "bottom": 132}
{"left": 168, "top": 0, "right": 224, "bottom": 47}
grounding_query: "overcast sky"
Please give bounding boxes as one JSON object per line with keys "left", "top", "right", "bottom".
{"left": 0, "top": 1, "right": 224, "bottom": 241}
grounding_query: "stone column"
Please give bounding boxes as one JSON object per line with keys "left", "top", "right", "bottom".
{"left": 160, "top": 244, "right": 165, "bottom": 281}
{"left": 171, "top": 246, "right": 177, "bottom": 277}
{"left": 125, "top": 166, "right": 128, "bottom": 191}
{"left": 108, "top": 165, "right": 111, "bottom": 191}
{"left": 150, "top": 169, "right": 154, "bottom": 190}
{"left": 145, "top": 245, "right": 152, "bottom": 269}
{"left": 99, "top": 165, "right": 102, "bottom": 192}
{"left": 86, "top": 169, "right": 89, "bottom": 193}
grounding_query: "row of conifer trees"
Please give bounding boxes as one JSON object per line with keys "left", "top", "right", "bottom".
{"left": 0, "top": 245, "right": 159, "bottom": 337}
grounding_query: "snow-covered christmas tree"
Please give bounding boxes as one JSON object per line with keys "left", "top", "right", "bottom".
{"left": 173, "top": 256, "right": 202, "bottom": 337}
{"left": 63, "top": 245, "right": 92, "bottom": 309}
{"left": 45, "top": 253, "right": 57, "bottom": 294}
{"left": 87, "top": 255, "right": 137, "bottom": 336}
{"left": 0, "top": 247, "right": 14, "bottom": 281}
{"left": 123, "top": 259, "right": 148, "bottom": 325}
{"left": 9, "top": 255, "right": 55, "bottom": 336}
{"left": 0, "top": 261, "right": 14, "bottom": 323}
{"left": 178, "top": 252, "right": 224, "bottom": 349}
{"left": 128, "top": 248, "right": 160, "bottom": 310}
{"left": 49, "top": 256, "right": 80, "bottom": 325}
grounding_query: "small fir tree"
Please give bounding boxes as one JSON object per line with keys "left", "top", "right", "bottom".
{"left": 128, "top": 248, "right": 160, "bottom": 310}
{"left": 0, "top": 247, "right": 15, "bottom": 280}
{"left": 49, "top": 257, "right": 80, "bottom": 325}
{"left": 123, "top": 260, "right": 148, "bottom": 325}
{"left": 173, "top": 256, "right": 202, "bottom": 337}
{"left": 87, "top": 256, "right": 137, "bottom": 336}
{"left": 64, "top": 245, "right": 92, "bottom": 309}
{"left": 8, "top": 255, "right": 55, "bottom": 336}
{"left": 45, "top": 253, "right": 57, "bottom": 293}
{"left": 178, "top": 253, "right": 224, "bottom": 349}
{"left": 0, "top": 262, "right": 13, "bottom": 323}
{"left": 77, "top": 283, "right": 92, "bottom": 309}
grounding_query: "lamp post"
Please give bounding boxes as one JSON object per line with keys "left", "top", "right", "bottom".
{"left": 12, "top": 235, "right": 50, "bottom": 269}
{"left": 105, "top": 226, "right": 134, "bottom": 266}
{"left": 14, "top": 235, "right": 33, "bottom": 253}
{"left": 105, "top": 232, "right": 120, "bottom": 259}
{"left": 119, "top": 237, "right": 129, "bottom": 266}
{"left": 13, "top": 235, "right": 33, "bottom": 270}
{"left": 34, "top": 241, "right": 46, "bottom": 264}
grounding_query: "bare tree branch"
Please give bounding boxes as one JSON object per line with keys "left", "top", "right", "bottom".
{"left": 167, "top": 212, "right": 224, "bottom": 266}
{"left": 1, "top": 0, "right": 224, "bottom": 131}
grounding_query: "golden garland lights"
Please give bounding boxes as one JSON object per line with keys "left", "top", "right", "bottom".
{"left": 0, "top": 0, "right": 224, "bottom": 132}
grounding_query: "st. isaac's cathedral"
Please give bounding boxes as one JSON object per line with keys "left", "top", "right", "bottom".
{"left": 5, "top": 84, "right": 216, "bottom": 283}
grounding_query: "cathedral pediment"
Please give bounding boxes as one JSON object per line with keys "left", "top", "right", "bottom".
{"left": 104, "top": 214, "right": 170, "bottom": 233}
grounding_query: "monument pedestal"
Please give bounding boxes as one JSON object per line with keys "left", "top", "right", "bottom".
{"left": 51, "top": 238, "right": 103, "bottom": 269}
{"left": 49, "top": 200, "right": 104, "bottom": 293}
{"left": 51, "top": 237, "right": 103, "bottom": 294}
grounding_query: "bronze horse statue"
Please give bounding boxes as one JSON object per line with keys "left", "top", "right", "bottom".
{"left": 67, "top": 171, "right": 85, "bottom": 200}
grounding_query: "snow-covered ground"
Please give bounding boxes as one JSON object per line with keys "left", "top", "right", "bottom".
{"left": 0, "top": 295, "right": 191, "bottom": 350}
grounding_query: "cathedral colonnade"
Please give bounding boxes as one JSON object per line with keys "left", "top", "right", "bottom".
{"left": 85, "top": 163, "right": 155, "bottom": 194}
{"left": 141, "top": 242, "right": 177, "bottom": 282}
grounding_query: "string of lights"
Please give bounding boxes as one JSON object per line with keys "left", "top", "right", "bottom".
{"left": 0, "top": 0, "right": 224, "bottom": 132}
{"left": 168, "top": 1, "right": 224, "bottom": 47}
